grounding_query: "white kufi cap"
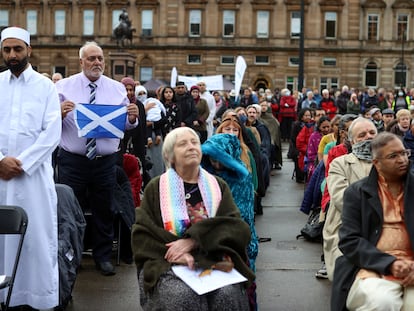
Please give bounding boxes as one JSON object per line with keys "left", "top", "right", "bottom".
{"left": 1, "top": 27, "right": 30, "bottom": 45}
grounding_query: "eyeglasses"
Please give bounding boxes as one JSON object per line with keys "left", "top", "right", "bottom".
{"left": 377, "top": 149, "right": 411, "bottom": 160}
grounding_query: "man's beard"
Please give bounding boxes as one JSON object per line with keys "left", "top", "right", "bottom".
{"left": 5, "top": 57, "right": 28, "bottom": 75}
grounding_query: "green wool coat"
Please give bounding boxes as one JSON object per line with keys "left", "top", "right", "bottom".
{"left": 132, "top": 174, "right": 255, "bottom": 292}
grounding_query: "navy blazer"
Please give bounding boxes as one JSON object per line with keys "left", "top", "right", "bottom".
{"left": 331, "top": 165, "right": 414, "bottom": 310}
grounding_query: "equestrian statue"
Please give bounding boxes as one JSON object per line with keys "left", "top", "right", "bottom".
{"left": 113, "top": 9, "right": 135, "bottom": 48}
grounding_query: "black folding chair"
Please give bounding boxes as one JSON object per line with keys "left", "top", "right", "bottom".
{"left": 0, "top": 206, "right": 28, "bottom": 311}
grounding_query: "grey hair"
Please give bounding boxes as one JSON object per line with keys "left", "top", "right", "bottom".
{"left": 79, "top": 41, "right": 101, "bottom": 59}
{"left": 371, "top": 132, "right": 402, "bottom": 159}
{"left": 347, "top": 117, "right": 377, "bottom": 143}
{"left": 162, "top": 127, "right": 200, "bottom": 169}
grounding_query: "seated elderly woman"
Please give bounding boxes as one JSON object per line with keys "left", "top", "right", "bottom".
{"left": 132, "top": 126, "right": 254, "bottom": 311}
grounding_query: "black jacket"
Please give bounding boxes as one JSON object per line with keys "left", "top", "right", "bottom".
{"left": 331, "top": 166, "right": 414, "bottom": 310}
{"left": 176, "top": 92, "right": 197, "bottom": 127}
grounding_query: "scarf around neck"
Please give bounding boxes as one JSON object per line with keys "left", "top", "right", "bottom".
{"left": 159, "top": 167, "right": 222, "bottom": 237}
{"left": 352, "top": 139, "right": 373, "bottom": 161}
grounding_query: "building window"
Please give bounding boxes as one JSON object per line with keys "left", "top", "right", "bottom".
{"left": 0, "top": 10, "right": 8, "bottom": 27}
{"left": 55, "top": 10, "right": 66, "bottom": 35}
{"left": 367, "top": 14, "right": 379, "bottom": 41}
{"left": 255, "top": 56, "right": 269, "bottom": 64}
{"left": 325, "top": 12, "right": 337, "bottom": 39}
{"left": 26, "top": 10, "right": 37, "bottom": 35}
{"left": 320, "top": 77, "right": 339, "bottom": 90}
{"left": 331, "top": 78, "right": 339, "bottom": 90}
{"left": 286, "top": 76, "right": 296, "bottom": 91}
{"left": 188, "top": 54, "right": 201, "bottom": 64}
{"left": 223, "top": 10, "right": 235, "bottom": 37}
{"left": 54, "top": 66, "right": 66, "bottom": 78}
{"left": 140, "top": 67, "right": 153, "bottom": 83}
{"left": 189, "top": 10, "right": 201, "bottom": 37}
{"left": 323, "top": 58, "right": 337, "bottom": 66}
{"left": 395, "top": 62, "right": 407, "bottom": 88}
{"left": 288, "top": 57, "right": 299, "bottom": 67}
{"left": 221, "top": 56, "right": 235, "bottom": 65}
{"left": 142, "top": 10, "right": 153, "bottom": 36}
{"left": 257, "top": 10, "right": 269, "bottom": 38}
{"left": 320, "top": 77, "right": 328, "bottom": 91}
{"left": 397, "top": 13, "right": 408, "bottom": 41}
{"left": 83, "top": 10, "right": 94, "bottom": 36}
{"left": 290, "top": 11, "right": 300, "bottom": 38}
{"left": 365, "top": 61, "right": 378, "bottom": 87}
{"left": 112, "top": 10, "right": 122, "bottom": 30}
{"left": 115, "top": 65, "right": 124, "bottom": 75}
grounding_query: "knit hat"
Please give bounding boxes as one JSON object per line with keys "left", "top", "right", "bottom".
{"left": 1, "top": 27, "right": 30, "bottom": 45}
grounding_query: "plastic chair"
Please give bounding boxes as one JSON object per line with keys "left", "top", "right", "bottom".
{"left": 0, "top": 205, "right": 28, "bottom": 311}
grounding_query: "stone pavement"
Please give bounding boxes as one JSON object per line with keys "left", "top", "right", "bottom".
{"left": 66, "top": 142, "right": 332, "bottom": 311}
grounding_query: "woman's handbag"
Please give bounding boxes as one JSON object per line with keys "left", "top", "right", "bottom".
{"left": 296, "top": 207, "right": 323, "bottom": 243}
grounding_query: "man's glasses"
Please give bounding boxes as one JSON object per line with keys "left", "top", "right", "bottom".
{"left": 377, "top": 149, "right": 411, "bottom": 160}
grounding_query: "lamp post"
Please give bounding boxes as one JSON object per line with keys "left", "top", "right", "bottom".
{"left": 298, "top": 0, "right": 305, "bottom": 91}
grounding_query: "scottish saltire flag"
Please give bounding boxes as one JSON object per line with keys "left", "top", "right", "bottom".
{"left": 74, "top": 104, "right": 127, "bottom": 139}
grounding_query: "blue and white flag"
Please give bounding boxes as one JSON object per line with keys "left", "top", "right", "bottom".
{"left": 74, "top": 104, "right": 127, "bottom": 139}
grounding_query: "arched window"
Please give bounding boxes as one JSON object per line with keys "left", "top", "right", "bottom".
{"left": 365, "top": 61, "right": 378, "bottom": 87}
{"left": 394, "top": 62, "right": 407, "bottom": 88}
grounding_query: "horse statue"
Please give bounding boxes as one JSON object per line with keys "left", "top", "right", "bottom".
{"left": 113, "top": 9, "right": 135, "bottom": 48}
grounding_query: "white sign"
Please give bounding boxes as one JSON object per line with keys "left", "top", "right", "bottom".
{"left": 178, "top": 75, "right": 224, "bottom": 91}
{"left": 234, "top": 56, "right": 247, "bottom": 101}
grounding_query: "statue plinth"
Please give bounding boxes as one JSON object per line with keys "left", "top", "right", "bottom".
{"left": 108, "top": 52, "right": 136, "bottom": 81}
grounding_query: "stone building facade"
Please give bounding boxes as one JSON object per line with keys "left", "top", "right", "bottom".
{"left": 0, "top": 0, "right": 413, "bottom": 92}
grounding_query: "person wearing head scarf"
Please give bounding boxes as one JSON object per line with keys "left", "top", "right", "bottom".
{"left": 120, "top": 77, "right": 148, "bottom": 177}
{"left": 135, "top": 85, "right": 166, "bottom": 178}
{"left": 201, "top": 131, "right": 259, "bottom": 311}
{"left": 136, "top": 85, "right": 166, "bottom": 147}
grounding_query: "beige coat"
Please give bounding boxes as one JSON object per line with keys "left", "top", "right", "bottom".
{"left": 323, "top": 153, "right": 372, "bottom": 280}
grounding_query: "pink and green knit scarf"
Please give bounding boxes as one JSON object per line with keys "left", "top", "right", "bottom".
{"left": 159, "top": 167, "right": 222, "bottom": 237}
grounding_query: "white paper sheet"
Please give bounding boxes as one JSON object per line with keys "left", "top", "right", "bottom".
{"left": 171, "top": 265, "right": 247, "bottom": 295}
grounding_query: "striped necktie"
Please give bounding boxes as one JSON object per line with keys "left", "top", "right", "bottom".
{"left": 86, "top": 82, "right": 97, "bottom": 159}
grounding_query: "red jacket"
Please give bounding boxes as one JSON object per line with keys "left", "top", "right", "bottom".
{"left": 320, "top": 97, "right": 337, "bottom": 119}
{"left": 123, "top": 153, "right": 142, "bottom": 207}
{"left": 295, "top": 123, "right": 314, "bottom": 171}
{"left": 278, "top": 95, "right": 297, "bottom": 122}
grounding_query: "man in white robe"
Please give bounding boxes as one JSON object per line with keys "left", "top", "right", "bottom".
{"left": 0, "top": 27, "right": 61, "bottom": 309}
{"left": 197, "top": 81, "right": 216, "bottom": 138}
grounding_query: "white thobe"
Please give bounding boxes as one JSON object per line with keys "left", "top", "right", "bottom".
{"left": 200, "top": 91, "right": 216, "bottom": 138}
{"left": 0, "top": 66, "right": 61, "bottom": 309}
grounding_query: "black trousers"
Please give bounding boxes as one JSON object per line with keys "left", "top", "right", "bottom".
{"left": 57, "top": 149, "right": 117, "bottom": 262}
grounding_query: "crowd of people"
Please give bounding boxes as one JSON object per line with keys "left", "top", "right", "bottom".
{"left": 2, "top": 24, "right": 414, "bottom": 311}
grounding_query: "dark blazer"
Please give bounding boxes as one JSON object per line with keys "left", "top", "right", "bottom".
{"left": 331, "top": 166, "right": 414, "bottom": 310}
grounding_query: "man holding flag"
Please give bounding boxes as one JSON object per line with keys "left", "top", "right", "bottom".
{"left": 55, "top": 41, "right": 139, "bottom": 276}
